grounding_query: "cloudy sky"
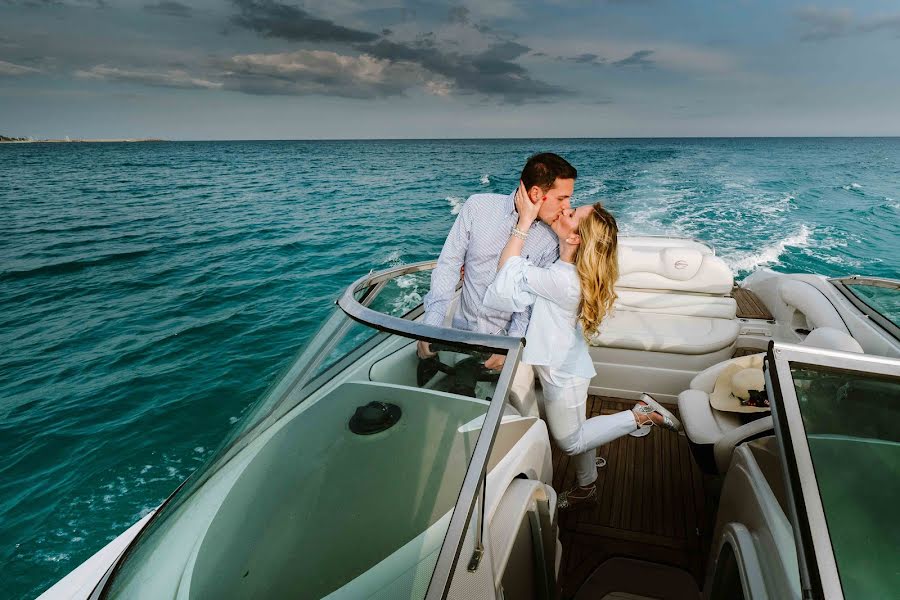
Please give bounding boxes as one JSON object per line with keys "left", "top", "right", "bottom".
{"left": 1, "top": 0, "right": 899, "bottom": 139}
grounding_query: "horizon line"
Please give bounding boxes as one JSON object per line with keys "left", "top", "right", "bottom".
{"left": 4, "top": 134, "right": 900, "bottom": 143}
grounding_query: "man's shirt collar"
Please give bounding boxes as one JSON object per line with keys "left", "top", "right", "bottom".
{"left": 504, "top": 190, "right": 517, "bottom": 217}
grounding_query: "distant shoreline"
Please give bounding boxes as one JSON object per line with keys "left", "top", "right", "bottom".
{"left": 0, "top": 138, "right": 167, "bottom": 144}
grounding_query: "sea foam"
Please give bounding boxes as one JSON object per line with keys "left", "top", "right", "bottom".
{"left": 728, "top": 224, "right": 812, "bottom": 273}
{"left": 447, "top": 195, "right": 464, "bottom": 215}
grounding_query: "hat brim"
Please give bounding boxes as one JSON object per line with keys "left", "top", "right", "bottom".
{"left": 709, "top": 354, "right": 770, "bottom": 414}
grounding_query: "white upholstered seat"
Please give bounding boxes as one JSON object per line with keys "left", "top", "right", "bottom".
{"left": 678, "top": 327, "right": 863, "bottom": 473}
{"left": 589, "top": 239, "right": 738, "bottom": 356}
{"left": 593, "top": 311, "right": 740, "bottom": 355}
{"left": 586, "top": 238, "right": 741, "bottom": 401}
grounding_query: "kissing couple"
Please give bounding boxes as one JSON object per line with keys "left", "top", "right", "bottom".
{"left": 419, "top": 153, "right": 681, "bottom": 510}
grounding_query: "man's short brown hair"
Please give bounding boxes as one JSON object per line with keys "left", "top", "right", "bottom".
{"left": 521, "top": 153, "right": 577, "bottom": 192}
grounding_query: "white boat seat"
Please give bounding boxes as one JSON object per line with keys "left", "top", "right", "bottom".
{"left": 587, "top": 240, "right": 739, "bottom": 400}
{"left": 616, "top": 289, "right": 737, "bottom": 320}
{"left": 617, "top": 245, "right": 734, "bottom": 295}
{"left": 592, "top": 310, "right": 740, "bottom": 355}
{"left": 590, "top": 242, "right": 738, "bottom": 357}
{"left": 678, "top": 327, "right": 863, "bottom": 473}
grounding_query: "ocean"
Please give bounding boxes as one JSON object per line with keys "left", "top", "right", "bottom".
{"left": 1, "top": 138, "right": 898, "bottom": 598}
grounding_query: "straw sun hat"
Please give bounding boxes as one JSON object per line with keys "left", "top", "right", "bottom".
{"left": 709, "top": 354, "right": 771, "bottom": 414}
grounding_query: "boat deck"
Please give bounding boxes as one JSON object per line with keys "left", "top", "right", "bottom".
{"left": 553, "top": 396, "right": 715, "bottom": 598}
{"left": 732, "top": 286, "right": 773, "bottom": 320}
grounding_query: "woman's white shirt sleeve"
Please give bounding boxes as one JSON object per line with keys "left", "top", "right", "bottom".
{"left": 483, "top": 256, "right": 536, "bottom": 313}
{"left": 484, "top": 256, "right": 576, "bottom": 312}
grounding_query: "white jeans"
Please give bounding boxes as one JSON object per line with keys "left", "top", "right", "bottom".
{"left": 535, "top": 366, "right": 637, "bottom": 487}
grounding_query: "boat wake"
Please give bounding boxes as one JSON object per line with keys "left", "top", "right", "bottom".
{"left": 726, "top": 225, "right": 813, "bottom": 274}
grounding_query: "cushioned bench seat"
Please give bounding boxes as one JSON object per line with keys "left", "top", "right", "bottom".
{"left": 593, "top": 310, "right": 741, "bottom": 355}
{"left": 586, "top": 236, "right": 741, "bottom": 402}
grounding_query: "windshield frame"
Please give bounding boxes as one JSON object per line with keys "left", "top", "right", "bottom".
{"left": 766, "top": 342, "right": 900, "bottom": 600}
{"left": 338, "top": 260, "right": 524, "bottom": 355}
{"left": 829, "top": 276, "right": 900, "bottom": 341}
{"left": 94, "top": 259, "right": 527, "bottom": 599}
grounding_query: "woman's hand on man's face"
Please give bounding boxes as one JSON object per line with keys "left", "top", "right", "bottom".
{"left": 515, "top": 181, "right": 543, "bottom": 227}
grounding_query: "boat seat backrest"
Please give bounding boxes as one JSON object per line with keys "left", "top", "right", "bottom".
{"left": 616, "top": 246, "right": 734, "bottom": 295}
{"left": 779, "top": 279, "right": 849, "bottom": 333}
{"left": 611, "top": 244, "right": 736, "bottom": 320}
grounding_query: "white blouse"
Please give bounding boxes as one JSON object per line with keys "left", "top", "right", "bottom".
{"left": 483, "top": 256, "right": 596, "bottom": 380}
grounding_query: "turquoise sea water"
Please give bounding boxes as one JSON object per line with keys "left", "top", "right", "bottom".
{"left": 1, "top": 138, "right": 898, "bottom": 598}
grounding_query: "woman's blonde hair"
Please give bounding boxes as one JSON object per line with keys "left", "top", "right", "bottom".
{"left": 575, "top": 203, "right": 619, "bottom": 340}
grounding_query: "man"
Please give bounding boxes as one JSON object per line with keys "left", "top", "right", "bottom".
{"left": 418, "top": 152, "right": 577, "bottom": 370}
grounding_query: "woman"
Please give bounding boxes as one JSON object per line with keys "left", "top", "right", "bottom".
{"left": 484, "top": 183, "right": 681, "bottom": 509}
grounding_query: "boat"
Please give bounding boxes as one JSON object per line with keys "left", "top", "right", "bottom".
{"left": 38, "top": 235, "right": 899, "bottom": 599}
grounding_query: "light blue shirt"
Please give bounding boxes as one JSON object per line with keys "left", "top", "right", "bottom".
{"left": 483, "top": 256, "right": 596, "bottom": 380}
{"left": 423, "top": 191, "right": 559, "bottom": 337}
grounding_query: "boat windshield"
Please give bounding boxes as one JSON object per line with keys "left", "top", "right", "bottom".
{"left": 830, "top": 277, "right": 900, "bottom": 340}
{"left": 98, "top": 261, "right": 524, "bottom": 600}
{"left": 768, "top": 344, "right": 900, "bottom": 600}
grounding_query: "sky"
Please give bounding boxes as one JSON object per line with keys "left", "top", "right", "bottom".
{"left": 1, "top": 0, "right": 899, "bottom": 139}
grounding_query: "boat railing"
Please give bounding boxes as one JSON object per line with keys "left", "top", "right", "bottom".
{"left": 338, "top": 260, "right": 523, "bottom": 354}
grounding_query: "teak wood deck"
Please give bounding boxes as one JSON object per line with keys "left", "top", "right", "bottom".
{"left": 552, "top": 397, "right": 715, "bottom": 599}
{"left": 732, "top": 286, "right": 774, "bottom": 320}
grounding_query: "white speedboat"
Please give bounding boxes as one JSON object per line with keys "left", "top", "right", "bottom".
{"left": 39, "top": 236, "right": 899, "bottom": 600}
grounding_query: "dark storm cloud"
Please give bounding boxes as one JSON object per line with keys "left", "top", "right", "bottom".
{"left": 561, "top": 53, "right": 606, "bottom": 66}
{"left": 357, "top": 37, "right": 565, "bottom": 103}
{"left": 611, "top": 49, "right": 655, "bottom": 68}
{"left": 571, "top": 53, "right": 602, "bottom": 64}
{"left": 230, "top": 0, "right": 379, "bottom": 43}
{"left": 143, "top": 1, "right": 192, "bottom": 18}
{"left": 224, "top": 1, "right": 563, "bottom": 103}
{"left": 478, "top": 40, "right": 530, "bottom": 62}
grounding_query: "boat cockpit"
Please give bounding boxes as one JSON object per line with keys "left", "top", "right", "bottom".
{"left": 77, "top": 261, "right": 559, "bottom": 600}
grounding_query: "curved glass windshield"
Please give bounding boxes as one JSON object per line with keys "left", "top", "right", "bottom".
{"left": 790, "top": 364, "right": 899, "bottom": 600}
{"left": 100, "top": 263, "right": 520, "bottom": 600}
{"left": 831, "top": 277, "right": 900, "bottom": 340}
{"left": 845, "top": 283, "right": 900, "bottom": 327}
{"left": 770, "top": 345, "right": 900, "bottom": 600}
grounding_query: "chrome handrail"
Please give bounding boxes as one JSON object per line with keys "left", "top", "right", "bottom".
{"left": 337, "top": 260, "right": 524, "bottom": 353}
{"left": 828, "top": 275, "right": 900, "bottom": 289}
{"left": 425, "top": 342, "right": 525, "bottom": 599}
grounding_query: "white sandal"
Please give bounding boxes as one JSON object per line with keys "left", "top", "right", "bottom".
{"left": 639, "top": 393, "right": 682, "bottom": 431}
{"left": 629, "top": 403, "right": 655, "bottom": 437}
{"left": 629, "top": 393, "right": 682, "bottom": 435}
{"left": 557, "top": 484, "right": 597, "bottom": 510}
